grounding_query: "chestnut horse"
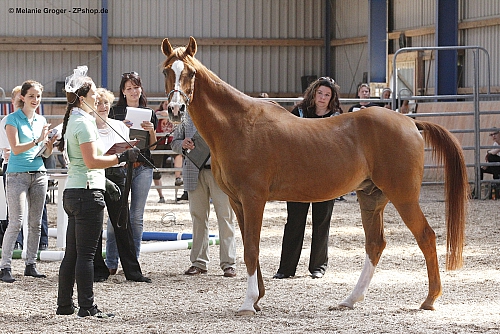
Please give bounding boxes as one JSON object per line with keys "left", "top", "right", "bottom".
{"left": 161, "top": 37, "right": 468, "bottom": 316}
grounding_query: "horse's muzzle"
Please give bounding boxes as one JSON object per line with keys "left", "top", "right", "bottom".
{"left": 167, "top": 102, "right": 185, "bottom": 123}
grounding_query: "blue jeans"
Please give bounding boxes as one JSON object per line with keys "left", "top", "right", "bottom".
{"left": 57, "top": 188, "right": 105, "bottom": 310}
{"left": 106, "top": 164, "right": 152, "bottom": 269}
{"left": 1, "top": 172, "right": 47, "bottom": 269}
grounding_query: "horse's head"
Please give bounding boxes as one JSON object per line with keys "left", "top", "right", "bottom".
{"left": 161, "top": 37, "right": 198, "bottom": 123}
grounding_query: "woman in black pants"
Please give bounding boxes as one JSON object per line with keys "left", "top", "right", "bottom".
{"left": 274, "top": 77, "right": 342, "bottom": 279}
{"left": 55, "top": 67, "right": 139, "bottom": 318}
{"left": 92, "top": 87, "right": 151, "bottom": 283}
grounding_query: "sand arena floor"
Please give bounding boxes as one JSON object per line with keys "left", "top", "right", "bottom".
{"left": 0, "top": 177, "right": 499, "bottom": 333}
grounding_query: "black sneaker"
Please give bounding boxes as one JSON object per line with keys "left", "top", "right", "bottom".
{"left": 128, "top": 275, "right": 152, "bottom": 283}
{"left": 272, "top": 272, "right": 292, "bottom": 279}
{"left": 77, "top": 305, "right": 114, "bottom": 318}
{"left": 56, "top": 303, "right": 76, "bottom": 315}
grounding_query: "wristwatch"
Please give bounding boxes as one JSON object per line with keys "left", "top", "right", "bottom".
{"left": 33, "top": 138, "right": 38, "bottom": 145}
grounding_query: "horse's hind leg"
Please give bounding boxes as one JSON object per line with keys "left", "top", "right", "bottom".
{"left": 392, "top": 201, "right": 442, "bottom": 310}
{"left": 339, "top": 185, "right": 388, "bottom": 309}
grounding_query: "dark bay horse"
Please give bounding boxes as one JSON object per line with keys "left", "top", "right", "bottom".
{"left": 161, "top": 37, "right": 468, "bottom": 316}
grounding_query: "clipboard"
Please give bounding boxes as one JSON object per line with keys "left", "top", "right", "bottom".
{"left": 35, "top": 144, "right": 48, "bottom": 158}
{"left": 125, "top": 107, "right": 152, "bottom": 130}
{"left": 129, "top": 129, "right": 149, "bottom": 150}
{"left": 105, "top": 140, "right": 139, "bottom": 155}
{"left": 35, "top": 128, "right": 59, "bottom": 158}
{"left": 185, "top": 131, "right": 210, "bottom": 170}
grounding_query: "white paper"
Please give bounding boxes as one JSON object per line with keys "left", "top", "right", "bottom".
{"left": 125, "top": 107, "right": 151, "bottom": 130}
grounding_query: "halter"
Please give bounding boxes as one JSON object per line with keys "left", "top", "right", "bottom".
{"left": 165, "top": 88, "right": 191, "bottom": 106}
{"left": 164, "top": 60, "right": 193, "bottom": 107}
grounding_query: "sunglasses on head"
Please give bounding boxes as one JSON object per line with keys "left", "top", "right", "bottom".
{"left": 490, "top": 132, "right": 499, "bottom": 136}
{"left": 122, "top": 71, "right": 139, "bottom": 78}
{"left": 319, "top": 77, "right": 335, "bottom": 84}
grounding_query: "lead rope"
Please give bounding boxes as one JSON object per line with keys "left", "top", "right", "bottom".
{"left": 81, "top": 100, "right": 163, "bottom": 230}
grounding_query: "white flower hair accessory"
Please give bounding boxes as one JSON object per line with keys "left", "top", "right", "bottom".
{"left": 65, "top": 65, "right": 88, "bottom": 93}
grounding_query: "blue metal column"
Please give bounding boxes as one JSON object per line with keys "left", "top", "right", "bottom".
{"left": 101, "top": 0, "right": 109, "bottom": 88}
{"left": 324, "top": 0, "right": 332, "bottom": 77}
{"left": 368, "top": 0, "right": 387, "bottom": 83}
{"left": 435, "top": 0, "right": 458, "bottom": 96}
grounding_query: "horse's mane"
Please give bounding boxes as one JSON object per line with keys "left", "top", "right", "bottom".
{"left": 162, "top": 42, "right": 287, "bottom": 111}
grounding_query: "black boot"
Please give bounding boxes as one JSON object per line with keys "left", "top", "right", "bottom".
{"left": 24, "top": 264, "right": 46, "bottom": 278}
{"left": 177, "top": 191, "right": 188, "bottom": 201}
{"left": 1, "top": 268, "right": 16, "bottom": 283}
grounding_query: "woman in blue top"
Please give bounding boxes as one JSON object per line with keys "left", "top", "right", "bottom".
{"left": 55, "top": 66, "right": 139, "bottom": 318}
{"left": 1, "top": 80, "right": 56, "bottom": 283}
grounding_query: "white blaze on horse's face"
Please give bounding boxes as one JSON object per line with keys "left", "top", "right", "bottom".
{"left": 168, "top": 60, "right": 185, "bottom": 116}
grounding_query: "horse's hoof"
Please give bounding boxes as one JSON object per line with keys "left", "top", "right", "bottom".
{"left": 332, "top": 303, "right": 354, "bottom": 311}
{"left": 253, "top": 303, "right": 261, "bottom": 312}
{"left": 419, "top": 303, "right": 436, "bottom": 311}
{"left": 236, "top": 309, "right": 256, "bottom": 316}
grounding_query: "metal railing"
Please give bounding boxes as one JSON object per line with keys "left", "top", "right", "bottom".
{"left": 392, "top": 46, "right": 497, "bottom": 199}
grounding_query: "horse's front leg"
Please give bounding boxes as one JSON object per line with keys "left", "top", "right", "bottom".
{"left": 238, "top": 264, "right": 261, "bottom": 315}
{"left": 338, "top": 187, "right": 388, "bottom": 309}
{"left": 235, "top": 199, "right": 266, "bottom": 316}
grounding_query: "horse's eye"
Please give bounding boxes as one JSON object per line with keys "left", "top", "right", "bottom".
{"left": 190, "top": 71, "right": 196, "bottom": 78}
{"left": 162, "top": 68, "right": 168, "bottom": 77}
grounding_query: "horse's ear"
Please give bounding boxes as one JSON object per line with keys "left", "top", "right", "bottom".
{"left": 161, "top": 38, "right": 173, "bottom": 57}
{"left": 185, "top": 36, "right": 197, "bottom": 57}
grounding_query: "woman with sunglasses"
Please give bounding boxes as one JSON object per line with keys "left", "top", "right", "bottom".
{"left": 273, "top": 77, "right": 342, "bottom": 280}
{"left": 107, "top": 72, "right": 157, "bottom": 274}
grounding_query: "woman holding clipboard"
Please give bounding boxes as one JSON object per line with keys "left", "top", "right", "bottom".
{"left": 93, "top": 87, "right": 150, "bottom": 283}
{"left": 1, "top": 80, "right": 55, "bottom": 283}
{"left": 108, "top": 72, "right": 157, "bottom": 270}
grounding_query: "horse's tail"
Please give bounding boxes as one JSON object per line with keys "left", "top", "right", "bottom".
{"left": 415, "top": 120, "right": 468, "bottom": 270}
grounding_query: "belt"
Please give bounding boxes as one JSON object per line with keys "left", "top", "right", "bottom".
{"left": 204, "top": 165, "right": 211, "bottom": 169}
{"left": 27, "top": 171, "right": 45, "bottom": 174}
{"left": 126, "top": 162, "right": 143, "bottom": 169}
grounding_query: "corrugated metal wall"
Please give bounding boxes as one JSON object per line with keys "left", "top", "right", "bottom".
{"left": 1, "top": 0, "right": 101, "bottom": 36}
{"left": 333, "top": 0, "right": 369, "bottom": 96}
{"left": 0, "top": 0, "right": 326, "bottom": 97}
{"left": 461, "top": 1, "right": 500, "bottom": 89}
{"left": 107, "top": 0, "right": 325, "bottom": 96}
{"left": 0, "top": 0, "right": 102, "bottom": 93}
{"left": 393, "top": 0, "right": 435, "bottom": 29}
